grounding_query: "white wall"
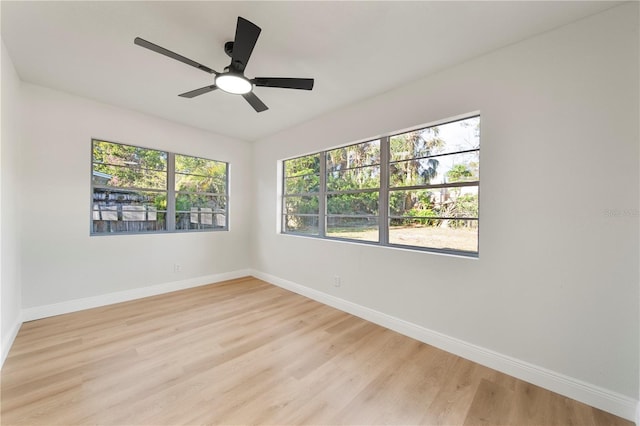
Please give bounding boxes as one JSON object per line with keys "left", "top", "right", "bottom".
{"left": 252, "top": 2, "right": 639, "bottom": 407}
{"left": 1, "top": 40, "right": 23, "bottom": 363}
{"left": 19, "top": 83, "right": 252, "bottom": 310}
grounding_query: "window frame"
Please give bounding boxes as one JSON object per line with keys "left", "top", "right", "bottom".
{"left": 281, "top": 114, "right": 480, "bottom": 257}
{"left": 91, "top": 139, "right": 229, "bottom": 236}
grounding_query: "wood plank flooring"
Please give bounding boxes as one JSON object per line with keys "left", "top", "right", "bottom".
{"left": 1, "top": 277, "right": 633, "bottom": 425}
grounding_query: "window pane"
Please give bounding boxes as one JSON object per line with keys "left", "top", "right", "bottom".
{"left": 390, "top": 187, "right": 478, "bottom": 218}
{"left": 285, "top": 154, "right": 320, "bottom": 177}
{"left": 390, "top": 116, "right": 479, "bottom": 161}
{"left": 92, "top": 189, "right": 166, "bottom": 209}
{"left": 92, "top": 140, "right": 167, "bottom": 171}
{"left": 175, "top": 155, "right": 227, "bottom": 193}
{"left": 283, "top": 215, "right": 319, "bottom": 235}
{"left": 390, "top": 129, "right": 444, "bottom": 162}
{"left": 175, "top": 194, "right": 226, "bottom": 230}
{"left": 175, "top": 155, "right": 225, "bottom": 176}
{"left": 327, "top": 140, "right": 380, "bottom": 172}
{"left": 284, "top": 174, "right": 319, "bottom": 194}
{"left": 390, "top": 151, "right": 479, "bottom": 187}
{"left": 174, "top": 155, "right": 227, "bottom": 231}
{"left": 92, "top": 189, "right": 167, "bottom": 233}
{"left": 327, "top": 192, "right": 378, "bottom": 215}
{"left": 176, "top": 193, "right": 226, "bottom": 211}
{"left": 284, "top": 196, "right": 319, "bottom": 215}
{"left": 176, "top": 209, "right": 226, "bottom": 230}
{"left": 93, "top": 163, "right": 167, "bottom": 190}
{"left": 389, "top": 219, "right": 478, "bottom": 252}
{"left": 327, "top": 217, "right": 378, "bottom": 242}
{"left": 175, "top": 173, "right": 226, "bottom": 194}
{"left": 327, "top": 165, "right": 380, "bottom": 191}
{"left": 437, "top": 151, "right": 479, "bottom": 183}
{"left": 92, "top": 211, "right": 167, "bottom": 233}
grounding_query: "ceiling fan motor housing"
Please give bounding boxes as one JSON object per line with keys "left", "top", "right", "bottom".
{"left": 224, "top": 41, "right": 234, "bottom": 58}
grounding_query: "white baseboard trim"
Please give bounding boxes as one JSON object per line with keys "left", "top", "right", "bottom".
{"left": 1, "top": 315, "right": 23, "bottom": 368}
{"left": 22, "top": 269, "right": 252, "bottom": 322}
{"left": 250, "top": 269, "right": 638, "bottom": 422}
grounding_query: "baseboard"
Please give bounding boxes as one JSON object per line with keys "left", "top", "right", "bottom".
{"left": 250, "top": 269, "right": 638, "bottom": 422}
{"left": 636, "top": 401, "right": 639, "bottom": 426}
{"left": 22, "top": 269, "right": 252, "bottom": 322}
{"left": 1, "top": 316, "right": 23, "bottom": 368}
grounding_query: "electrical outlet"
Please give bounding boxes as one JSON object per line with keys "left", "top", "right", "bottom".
{"left": 174, "top": 264, "right": 182, "bottom": 273}
{"left": 333, "top": 276, "right": 341, "bottom": 287}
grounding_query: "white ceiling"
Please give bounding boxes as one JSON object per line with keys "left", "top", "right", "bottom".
{"left": 1, "top": 1, "right": 620, "bottom": 142}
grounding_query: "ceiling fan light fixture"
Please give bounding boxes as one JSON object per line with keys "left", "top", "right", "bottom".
{"left": 134, "top": 16, "right": 314, "bottom": 112}
{"left": 215, "top": 73, "right": 252, "bottom": 95}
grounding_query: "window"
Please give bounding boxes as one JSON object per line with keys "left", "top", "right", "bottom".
{"left": 282, "top": 153, "right": 320, "bottom": 235}
{"left": 281, "top": 115, "right": 479, "bottom": 256}
{"left": 91, "top": 140, "right": 228, "bottom": 234}
{"left": 175, "top": 154, "right": 228, "bottom": 231}
{"left": 326, "top": 140, "right": 380, "bottom": 242}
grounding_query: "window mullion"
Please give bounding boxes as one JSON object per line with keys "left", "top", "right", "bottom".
{"left": 319, "top": 151, "right": 327, "bottom": 237}
{"left": 167, "top": 152, "right": 176, "bottom": 232}
{"left": 379, "top": 136, "right": 390, "bottom": 245}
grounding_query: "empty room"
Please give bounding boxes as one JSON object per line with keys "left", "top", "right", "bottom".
{"left": 1, "top": 1, "right": 638, "bottom": 425}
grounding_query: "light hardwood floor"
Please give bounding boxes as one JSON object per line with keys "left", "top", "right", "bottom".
{"left": 1, "top": 277, "right": 633, "bottom": 425}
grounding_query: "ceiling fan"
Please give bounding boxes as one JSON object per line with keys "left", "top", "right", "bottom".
{"left": 134, "top": 17, "right": 314, "bottom": 113}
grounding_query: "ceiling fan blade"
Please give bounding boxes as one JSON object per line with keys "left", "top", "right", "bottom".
{"left": 242, "top": 92, "right": 268, "bottom": 112}
{"left": 231, "top": 17, "right": 261, "bottom": 72}
{"left": 178, "top": 85, "right": 218, "bottom": 98}
{"left": 253, "top": 78, "right": 314, "bottom": 90}
{"left": 134, "top": 37, "right": 218, "bottom": 75}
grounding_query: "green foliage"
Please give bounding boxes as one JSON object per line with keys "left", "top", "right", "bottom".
{"left": 285, "top": 174, "right": 320, "bottom": 193}
{"left": 402, "top": 208, "right": 439, "bottom": 226}
{"left": 326, "top": 141, "right": 380, "bottom": 192}
{"left": 153, "top": 193, "right": 167, "bottom": 210}
{"left": 451, "top": 193, "right": 478, "bottom": 217}
{"left": 92, "top": 140, "right": 167, "bottom": 170}
{"left": 389, "top": 128, "right": 444, "bottom": 188}
{"left": 175, "top": 155, "right": 227, "bottom": 194}
{"left": 284, "top": 215, "right": 318, "bottom": 235}
{"left": 389, "top": 189, "right": 435, "bottom": 215}
{"left": 283, "top": 154, "right": 321, "bottom": 232}
{"left": 172, "top": 156, "right": 227, "bottom": 214}
{"left": 327, "top": 141, "right": 380, "bottom": 171}
{"left": 93, "top": 140, "right": 167, "bottom": 190}
{"left": 440, "top": 192, "right": 479, "bottom": 228}
{"left": 284, "top": 154, "right": 321, "bottom": 195}
{"left": 327, "top": 167, "right": 379, "bottom": 191}
{"left": 285, "top": 154, "right": 320, "bottom": 177}
{"left": 406, "top": 208, "right": 437, "bottom": 218}
{"left": 327, "top": 192, "right": 378, "bottom": 215}
{"left": 284, "top": 196, "right": 319, "bottom": 215}
{"left": 175, "top": 193, "right": 226, "bottom": 212}
{"left": 446, "top": 164, "right": 473, "bottom": 183}
{"left": 390, "top": 127, "right": 444, "bottom": 161}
